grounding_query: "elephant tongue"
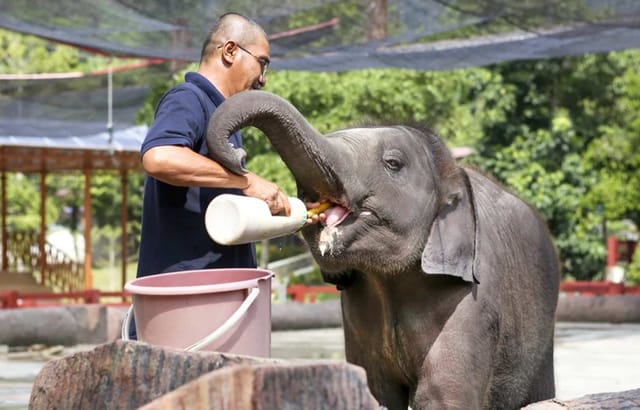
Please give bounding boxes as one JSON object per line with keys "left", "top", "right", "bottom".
{"left": 323, "top": 205, "right": 349, "bottom": 227}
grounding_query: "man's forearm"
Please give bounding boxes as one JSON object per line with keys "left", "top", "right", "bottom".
{"left": 142, "top": 145, "right": 250, "bottom": 189}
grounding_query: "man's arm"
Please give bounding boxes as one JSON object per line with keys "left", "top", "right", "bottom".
{"left": 143, "top": 145, "right": 290, "bottom": 216}
{"left": 143, "top": 145, "right": 248, "bottom": 188}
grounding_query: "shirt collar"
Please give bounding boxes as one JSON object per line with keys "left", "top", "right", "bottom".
{"left": 184, "top": 72, "right": 225, "bottom": 106}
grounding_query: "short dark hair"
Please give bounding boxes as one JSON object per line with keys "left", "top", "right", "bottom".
{"left": 200, "top": 13, "right": 266, "bottom": 62}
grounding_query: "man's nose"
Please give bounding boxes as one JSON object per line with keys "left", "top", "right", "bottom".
{"left": 254, "top": 76, "right": 266, "bottom": 89}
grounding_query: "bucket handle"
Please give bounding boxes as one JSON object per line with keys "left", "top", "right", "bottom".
{"left": 120, "top": 287, "right": 261, "bottom": 351}
{"left": 185, "top": 286, "right": 260, "bottom": 351}
{"left": 121, "top": 304, "right": 134, "bottom": 341}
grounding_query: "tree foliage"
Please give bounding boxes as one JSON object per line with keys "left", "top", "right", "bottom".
{"left": 472, "top": 52, "right": 640, "bottom": 279}
{"left": 0, "top": 28, "right": 113, "bottom": 73}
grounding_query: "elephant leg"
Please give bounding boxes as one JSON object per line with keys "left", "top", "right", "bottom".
{"left": 369, "top": 380, "right": 409, "bottom": 410}
{"left": 413, "top": 358, "right": 487, "bottom": 409}
{"left": 524, "top": 339, "right": 555, "bottom": 403}
{"left": 412, "top": 320, "right": 496, "bottom": 409}
{"left": 343, "top": 336, "right": 409, "bottom": 409}
{"left": 343, "top": 327, "right": 409, "bottom": 408}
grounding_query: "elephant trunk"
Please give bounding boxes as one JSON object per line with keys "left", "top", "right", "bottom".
{"left": 206, "top": 90, "right": 340, "bottom": 198}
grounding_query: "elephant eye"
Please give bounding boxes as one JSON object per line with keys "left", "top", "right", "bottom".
{"left": 383, "top": 150, "right": 405, "bottom": 171}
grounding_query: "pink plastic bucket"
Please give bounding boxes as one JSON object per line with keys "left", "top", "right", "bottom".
{"left": 123, "top": 268, "right": 273, "bottom": 357}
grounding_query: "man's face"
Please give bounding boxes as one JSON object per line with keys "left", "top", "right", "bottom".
{"left": 234, "top": 36, "right": 270, "bottom": 91}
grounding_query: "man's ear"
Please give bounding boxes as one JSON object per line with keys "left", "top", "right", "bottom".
{"left": 220, "top": 41, "right": 238, "bottom": 64}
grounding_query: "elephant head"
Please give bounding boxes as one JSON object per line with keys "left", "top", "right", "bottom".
{"left": 207, "top": 90, "right": 478, "bottom": 284}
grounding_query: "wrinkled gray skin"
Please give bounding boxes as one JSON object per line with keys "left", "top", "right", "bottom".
{"left": 207, "top": 90, "right": 560, "bottom": 410}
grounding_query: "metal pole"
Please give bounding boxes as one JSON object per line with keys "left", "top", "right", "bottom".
{"left": 107, "top": 58, "right": 114, "bottom": 145}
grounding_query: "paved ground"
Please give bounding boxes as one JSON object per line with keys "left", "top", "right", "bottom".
{"left": 1, "top": 322, "right": 639, "bottom": 409}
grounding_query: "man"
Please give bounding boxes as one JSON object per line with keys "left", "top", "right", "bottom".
{"left": 137, "top": 13, "right": 291, "bottom": 279}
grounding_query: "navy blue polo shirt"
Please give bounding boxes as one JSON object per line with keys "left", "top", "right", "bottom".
{"left": 136, "top": 72, "right": 256, "bottom": 277}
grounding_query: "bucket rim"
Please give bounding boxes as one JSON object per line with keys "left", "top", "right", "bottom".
{"left": 124, "top": 268, "right": 274, "bottom": 296}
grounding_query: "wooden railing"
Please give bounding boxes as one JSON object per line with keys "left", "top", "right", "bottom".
{"left": 286, "top": 281, "right": 640, "bottom": 302}
{"left": 40, "top": 242, "right": 84, "bottom": 292}
{"left": 560, "top": 281, "right": 640, "bottom": 296}
{"left": 3, "top": 276, "right": 640, "bottom": 309}
{"left": 0, "top": 289, "right": 131, "bottom": 308}
{"left": 5, "top": 230, "right": 84, "bottom": 292}
{"left": 287, "top": 284, "right": 340, "bottom": 302}
{"left": 6, "top": 230, "right": 38, "bottom": 273}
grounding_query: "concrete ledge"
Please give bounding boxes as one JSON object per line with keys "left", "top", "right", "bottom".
{"left": 272, "top": 299, "right": 342, "bottom": 330}
{"left": 2, "top": 294, "right": 640, "bottom": 347}
{"left": 0, "top": 307, "right": 80, "bottom": 346}
{"left": 556, "top": 294, "right": 640, "bottom": 323}
{"left": 0, "top": 305, "right": 119, "bottom": 346}
{"left": 0, "top": 302, "right": 343, "bottom": 347}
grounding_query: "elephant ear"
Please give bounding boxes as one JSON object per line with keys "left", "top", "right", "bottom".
{"left": 422, "top": 169, "right": 479, "bottom": 283}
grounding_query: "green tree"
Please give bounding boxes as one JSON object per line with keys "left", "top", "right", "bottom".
{"left": 581, "top": 51, "right": 640, "bottom": 225}
{"left": 0, "top": 28, "right": 115, "bottom": 73}
{"left": 5, "top": 174, "right": 58, "bottom": 231}
{"left": 472, "top": 51, "right": 640, "bottom": 279}
{"left": 46, "top": 171, "right": 145, "bottom": 265}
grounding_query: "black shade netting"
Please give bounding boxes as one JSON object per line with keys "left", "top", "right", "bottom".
{"left": 0, "top": 0, "right": 638, "bottom": 71}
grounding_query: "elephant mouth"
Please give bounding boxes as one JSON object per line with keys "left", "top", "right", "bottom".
{"left": 301, "top": 195, "right": 377, "bottom": 259}
{"left": 321, "top": 203, "right": 375, "bottom": 228}
{"left": 322, "top": 204, "right": 351, "bottom": 227}
{"left": 304, "top": 194, "right": 353, "bottom": 228}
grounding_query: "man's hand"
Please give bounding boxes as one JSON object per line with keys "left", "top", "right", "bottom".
{"left": 242, "top": 172, "right": 291, "bottom": 216}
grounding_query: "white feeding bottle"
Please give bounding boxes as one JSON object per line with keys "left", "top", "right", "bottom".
{"left": 205, "top": 194, "right": 308, "bottom": 245}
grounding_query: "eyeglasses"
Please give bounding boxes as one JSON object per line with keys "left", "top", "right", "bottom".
{"left": 236, "top": 44, "right": 270, "bottom": 78}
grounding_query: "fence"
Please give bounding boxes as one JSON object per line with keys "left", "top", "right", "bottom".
{"left": 4, "top": 230, "right": 84, "bottom": 292}
{"left": 0, "top": 289, "right": 130, "bottom": 308}
{"left": 560, "top": 281, "right": 640, "bottom": 296}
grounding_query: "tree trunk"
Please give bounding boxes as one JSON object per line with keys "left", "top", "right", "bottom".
{"left": 367, "top": 0, "right": 388, "bottom": 40}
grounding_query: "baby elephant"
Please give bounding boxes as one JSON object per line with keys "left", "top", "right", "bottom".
{"left": 207, "top": 90, "right": 560, "bottom": 409}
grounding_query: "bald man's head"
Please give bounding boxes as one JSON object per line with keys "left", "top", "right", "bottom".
{"left": 200, "top": 13, "right": 267, "bottom": 63}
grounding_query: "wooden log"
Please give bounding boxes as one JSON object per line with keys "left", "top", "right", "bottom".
{"left": 141, "top": 362, "right": 380, "bottom": 409}
{"left": 29, "top": 340, "right": 274, "bottom": 409}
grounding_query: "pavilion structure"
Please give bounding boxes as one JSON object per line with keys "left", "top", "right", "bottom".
{"left": 0, "top": 126, "right": 146, "bottom": 291}
{"left": 0, "top": 60, "right": 156, "bottom": 291}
